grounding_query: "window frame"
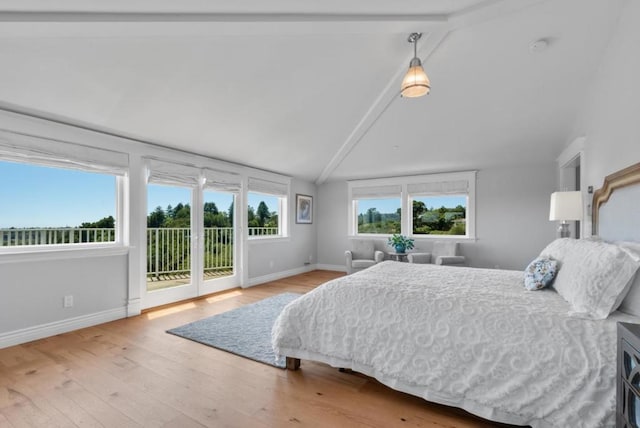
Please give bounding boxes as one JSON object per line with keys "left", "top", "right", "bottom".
{"left": 351, "top": 196, "right": 402, "bottom": 236}
{"left": 409, "top": 193, "right": 470, "bottom": 239}
{"left": 246, "top": 190, "right": 289, "bottom": 241}
{"left": 348, "top": 171, "right": 476, "bottom": 240}
{"left": 0, "top": 159, "right": 128, "bottom": 255}
{"left": 242, "top": 175, "right": 292, "bottom": 242}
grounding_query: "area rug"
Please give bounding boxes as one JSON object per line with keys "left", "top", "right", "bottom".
{"left": 167, "top": 292, "right": 301, "bottom": 368}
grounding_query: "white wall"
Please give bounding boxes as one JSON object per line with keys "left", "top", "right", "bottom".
{"left": 316, "top": 180, "right": 350, "bottom": 270}
{"left": 466, "top": 164, "right": 557, "bottom": 269}
{"left": 0, "top": 109, "right": 317, "bottom": 346}
{"left": 0, "top": 254, "right": 127, "bottom": 333}
{"left": 571, "top": 0, "right": 640, "bottom": 201}
{"left": 317, "top": 163, "right": 557, "bottom": 271}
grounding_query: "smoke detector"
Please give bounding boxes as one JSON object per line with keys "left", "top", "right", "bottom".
{"left": 529, "top": 39, "right": 549, "bottom": 53}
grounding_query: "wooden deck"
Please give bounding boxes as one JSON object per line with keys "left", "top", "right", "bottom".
{"left": 146, "top": 269, "right": 233, "bottom": 292}
{"left": 0, "top": 270, "right": 521, "bottom": 427}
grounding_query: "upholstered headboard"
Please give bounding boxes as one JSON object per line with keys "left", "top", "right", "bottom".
{"left": 592, "top": 162, "right": 640, "bottom": 241}
{"left": 592, "top": 162, "right": 640, "bottom": 316}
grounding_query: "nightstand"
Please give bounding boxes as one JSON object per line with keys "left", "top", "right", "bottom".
{"left": 617, "top": 322, "right": 640, "bottom": 427}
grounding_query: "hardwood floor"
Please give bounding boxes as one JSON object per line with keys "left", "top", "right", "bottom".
{"left": 0, "top": 270, "right": 520, "bottom": 428}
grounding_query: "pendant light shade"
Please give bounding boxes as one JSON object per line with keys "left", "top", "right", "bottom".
{"left": 401, "top": 33, "right": 431, "bottom": 98}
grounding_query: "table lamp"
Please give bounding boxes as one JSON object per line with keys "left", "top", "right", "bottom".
{"left": 549, "top": 191, "right": 583, "bottom": 238}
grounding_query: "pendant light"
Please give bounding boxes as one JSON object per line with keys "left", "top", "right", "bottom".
{"left": 401, "top": 32, "right": 430, "bottom": 98}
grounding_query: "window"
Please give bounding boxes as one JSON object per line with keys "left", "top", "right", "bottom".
{"left": 0, "top": 160, "right": 118, "bottom": 247}
{"left": 349, "top": 172, "right": 476, "bottom": 239}
{"left": 411, "top": 195, "right": 467, "bottom": 236}
{"left": 349, "top": 183, "right": 401, "bottom": 236}
{"left": 355, "top": 198, "right": 401, "bottom": 234}
{"left": 407, "top": 177, "right": 471, "bottom": 237}
{"left": 247, "top": 177, "right": 289, "bottom": 238}
{"left": 0, "top": 132, "right": 127, "bottom": 250}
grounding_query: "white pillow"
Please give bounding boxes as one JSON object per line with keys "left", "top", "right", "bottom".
{"left": 616, "top": 241, "right": 640, "bottom": 316}
{"left": 539, "top": 238, "right": 640, "bottom": 319}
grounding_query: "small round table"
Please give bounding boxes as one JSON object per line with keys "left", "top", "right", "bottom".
{"left": 387, "top": 252, "right": 407, "bottom": 262}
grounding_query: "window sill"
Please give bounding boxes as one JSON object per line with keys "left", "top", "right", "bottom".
{"left": 248, "top": 236, "right": 290, "bottom": 245}
{"left": 0, "top": 244, "right": 130, "bottom": 264}
{"left": 349, "top": 234, "right": 393, "bottom": 238}
{"left": 411, "top": 235, "right": 477, "bottom": 241}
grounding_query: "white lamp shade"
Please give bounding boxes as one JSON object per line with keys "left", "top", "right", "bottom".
{"left": 401, "top": 64, "right": 431, "bottom": 97}
{"left": 549, "top": 191, "right": 583, "bottom": 221}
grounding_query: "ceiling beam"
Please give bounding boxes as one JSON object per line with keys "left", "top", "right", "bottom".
{"left": 314, "top": 27, "right": 450, "bottom": 185}
{"left": 0, "top": 12, "right": 448, "bottom": 37}
{"left": 0, "top": 12, "right": 449, "bottom": 23}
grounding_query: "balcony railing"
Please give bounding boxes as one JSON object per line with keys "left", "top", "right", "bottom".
{"left": 248, "top": 227, "right": 279, "bottom": 237}
{"left": 146, "top": 227, "right": 235, "bottom": 280}
{"left": 0, "top": 228, "right": 116, "bottom": 246}
{"left": 1, "top": 226, "right": 279, "bottom": 280}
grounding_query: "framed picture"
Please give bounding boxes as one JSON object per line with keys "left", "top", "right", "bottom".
{"left": 296, "top": 194, "right": 313, "bottom": 224}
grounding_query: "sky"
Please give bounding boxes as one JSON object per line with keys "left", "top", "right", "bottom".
{"left": 0, "top": 160, "right": 278, "bottom": 228}
{"left": 0, "top": 160, "right": 116, "bottom": 228}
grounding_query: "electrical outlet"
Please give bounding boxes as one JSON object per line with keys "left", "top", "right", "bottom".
{"left": 308, "top": 254, "right": 313, "bottom": 261}
{"left": 63, "top": 295, "right": 74, "bottom": 308}
{"left": 269, "top": 260, "right": 274, "bottom": 268}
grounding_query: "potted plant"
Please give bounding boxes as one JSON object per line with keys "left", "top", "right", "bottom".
{"left": 387, "top": 234, "right": 415, "bottom": 254}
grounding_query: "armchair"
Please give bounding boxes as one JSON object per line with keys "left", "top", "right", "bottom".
{"left": 433, "top": 241, "right": 465, "bottom": 266}
{"left": 345, "top": 240, "right": 384, "bottom": 274}
{"left": 407, "top": 253, "right": 431, "bottom": 264}
{"left": 407, "top": 241, "right": 465, "bottom": 266}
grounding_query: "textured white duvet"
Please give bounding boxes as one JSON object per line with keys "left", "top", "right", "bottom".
{"left": 272, "top": 261, "right": 640, "bottom": 428}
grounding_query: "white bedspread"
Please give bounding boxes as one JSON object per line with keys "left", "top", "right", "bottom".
{"left": 272, "top": 261, "right": 640, "bottom": 428}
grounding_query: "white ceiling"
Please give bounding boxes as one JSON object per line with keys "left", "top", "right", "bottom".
{"left": 0, "top": 0, "right": 624, "bottom": 182}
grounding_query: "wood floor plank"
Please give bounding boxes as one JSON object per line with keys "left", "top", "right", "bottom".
{"left": 0, "top": 270, "right": 522, "bottom": 428}
{"left": 0, "top": 413, "right": 14, "bottom": 428}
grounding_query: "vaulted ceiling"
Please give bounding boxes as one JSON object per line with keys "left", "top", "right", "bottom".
{"left": 0, "top": 0, "right": 623, "bottom": 182}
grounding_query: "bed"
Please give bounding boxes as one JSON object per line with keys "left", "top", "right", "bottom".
{"left": 272, "top": 162, "right": 640, "bottom": 428}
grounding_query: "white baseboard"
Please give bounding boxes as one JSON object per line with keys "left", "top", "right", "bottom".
{"left": 246, "top": 264, "right": 317, "bottom": 288}
{"left": 0, "top": 307, "right": 127, "bottom": 349}
{"left": 315, "top": 264, "right": 347, "bottom": 272}
{"left": 245, "top": 264, "right": 347, "bottom": 287}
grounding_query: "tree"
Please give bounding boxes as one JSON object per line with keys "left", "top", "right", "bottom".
{"left": 228, "top": 201, "right": 234, "bottom": 226}
{"left": 165, "top": 204, "right": 190, "bottom": 227}
{"left": 248, "top": 206, "right": 256, "bottom": 224}
{"left": 81, "top": 215, "right": 115, "bottom": 229}
{"left": 204, "top": 202, "right": 218, "bottom": 215}
{"left": 266, "top": 213, "right": 278, "bottom": 228}
{"left": 172, "top": 203, "right": 185, "bottom": 219}
{"left": 413, "top": 200, "right": 426, "bottom": 218}
{"left": 366, "top": 207, "right": 378, "bottom": 224}
{"left": 204, "top": 212, "right": 230, "bottom": 227}
{"left": 257, "top": 201, "right": 271, "bottom": 227}
{"left": 147, "top": 206, "right": 166, "bottom": 228}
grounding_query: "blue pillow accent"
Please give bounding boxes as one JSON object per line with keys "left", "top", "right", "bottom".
{"left": 524, "top": 257, "right": 558, "bottom": 291}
